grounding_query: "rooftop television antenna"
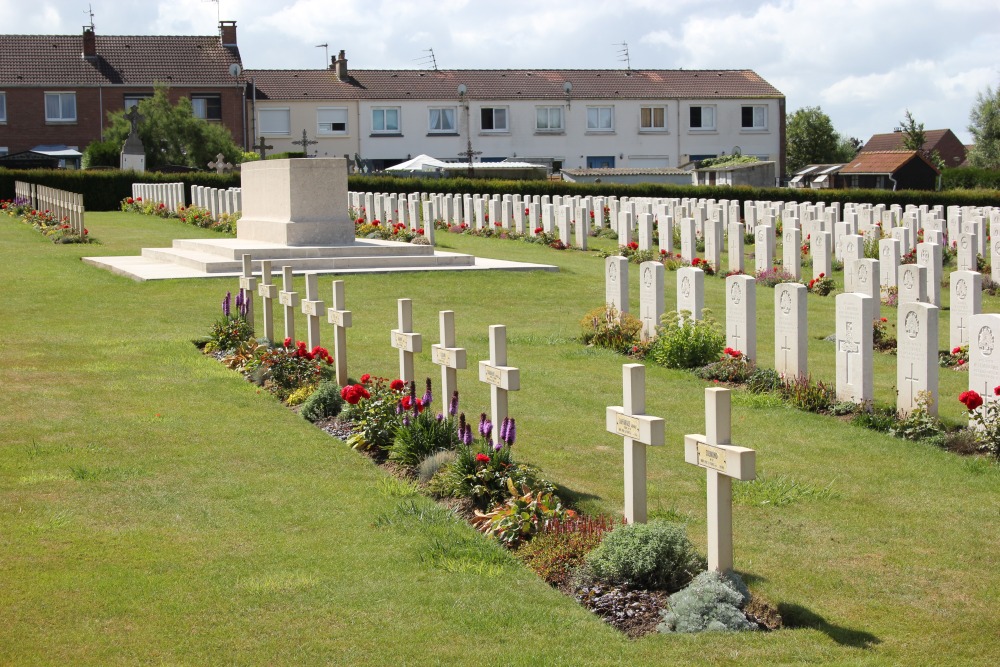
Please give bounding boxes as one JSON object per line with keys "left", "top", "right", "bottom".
{"left": 84, "top": 3, "right": 95, "bottom": 30}
{"left": 316, "top": 43, "right": 329, "bottom": 67}
{"left": 615, "top": 42, "right": 631, "bottom": 70}
{"left": 414, "top": 48, "right": 438, "bottom": 70}
{"left": 203, "top": 0, "right": 220, "bottom": 24}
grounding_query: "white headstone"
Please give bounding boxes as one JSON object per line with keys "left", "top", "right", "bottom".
{"left": 728, "top": 222, "right": 745, "bottom": 274}
{"left": 845, "top": 259, "right": 881, "bottom": 319}
{"left": 917, "top": 242, "right": 942, "bottom": 307}
{"left": 956, "top": 232, "right": 977, "bottom": 272}
{"left": 755, "top": 225, "right": 774, "bottom": 275}
{"left": 725, "top": 275, "right": 756, "bottom": 360}
{"left": 879, "top": 238, "right": 900, "bottom": 289}
{"left": 677, "top": 266, "right": 705, "bottom": 321}
{"left": 479, "top": 324, "right": 520, "bottom": 447}
{"left": 639, "top": 261, "right": 665, "bottom": 341}
{"left": 897, "top": 302, "right": 939, "bottom": 417}
{"left": 606, "top": 256, "right": 629, "bottom": 314}
{"left": 835, "top": 292, "right": 874, "bottom": 404}
{"left": 431, "top": 310, "right": 467, "bottom": 404}
{"left": 950, "top": 270, "right": 982, "bottom": 350}
{"left": 775, "top": 283, "right": 808, "bottom": 379}
{"left": 391, "top": 298, "right": 422, "bottom": 382}
{"left": 782, "top": 227, "right": 802, "bottom": 280}
{"left": 680, "top": 217, "right": 696, "bottom": 263}
{"left": 968, "top": 314, "right": 1000, "bottom": 426}
{"left": 812, "top": 231, "right": 832, "bottom": 280}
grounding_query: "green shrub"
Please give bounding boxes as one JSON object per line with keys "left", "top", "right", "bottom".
{"left": 583, "top": 520, "right": 705, "bottom": 592}
{"left": 658, "top": 571, "right": 756, "bottom": 633}
{"left": 389, "top": 411, "right": 460, "bottom": 467}
{"left": 472, "top": 481, "right": 574, "bottom": 548}
{"left": 647, "top": 311, "right": 725, "bottom": 369}
{"left": 746, "top": 367, "right": 782, "bottom": 394}
{"left": 580, "top": 305, "right": 643, "bottom": 354}
{"left": 781, "top": 374, "right": 835, "bottom": 413}
{"left": 851, "top": 404, "right": 897, "bottom": 432}
{"left": 417, "top": 450, "right": 456, "bottom": 485}
{"left": 889, "top": 392, "right": 943, "bottom": 441}
{"left": 285, "top": 384, "right": 317, "bottom": 406}
{"left": 300, "top": 381, "right": 345, "bottom": 423}
{"left": 694, "top": 349, "right": 756, "bottom": 384}
{"left": 341, "top": 376, "right": 407, "bottom": 453}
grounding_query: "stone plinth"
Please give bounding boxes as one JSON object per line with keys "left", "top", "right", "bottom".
{"left": 237, "top": 158, "right": 353, "bottom": 246}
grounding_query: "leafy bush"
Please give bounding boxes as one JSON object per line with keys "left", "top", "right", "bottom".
{"left": 341, "top": 375, "right": 407, "bottom": 453}
{"left": 781, "top": 374, "right": 835, "bottom": 413}
{"left": 417, "top": 450, "right": 456, "bottom": 485}
{"left": 389, "top": 411, "right": 460, "bottom": 467}
{"left": 516, "top": 517, "right": 617, "bottom": 586}
{"left": 257, "top": 339, "right": 334, "bottom": 401}
{"left": 807, "top": 273, "right": 836, "bottom": 296}
{"left": 890, "top": 392, "right": 943, "bottom": 441}
{"left": 754, "top": 266, "right": 797, "bottom": 288}
{"left": 472, "top": 480, "right": 576, "bottom": 548}
{"left": 208, "top": 291, "right": 254, "bottom": 352}
{"left": 746, "top": 367, "right": 783, "bottom": 394}
{"left": 299, "top": 381, "right": 345, "bottom": 423}
{"left": 580, "top": 305, "right": 643, "bottom": 354}
{"left": 647, "top": 311, "right": 725, "bottom": 369}
{"left": 658, "top": 571, "right": 756, "bottom": 633}
{"left": 694, "top": 348, "right": 756, "bottom": 384}
{"left": 851, "top": 404, "right": 897, "bottom": 432}
{"left": 583, "top": 520, "right": 705, "bottom": 592}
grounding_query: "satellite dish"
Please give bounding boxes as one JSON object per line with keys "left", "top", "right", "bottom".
{"left": 229, "top": 63, "right": 242, "bottom": 77}
{"left": 457, "top": 83, "right": 467, "bottom": 96}
{"left": 563, "top": 81, "right": 573, "bottom": 94}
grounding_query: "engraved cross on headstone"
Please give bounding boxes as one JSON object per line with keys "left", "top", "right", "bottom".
{"left": 904, "top": 362, "right": 921, "bottom": 400}
{"left": 478, "top": 325, "right": 520, "bottom": 448}
{"left": 684, "top": 388, "right": 757, "bottom": 573}
{"left": 208, "top": 152, "right": 233, "bottom": 174}
{"left": 838, "top": 322, "right": 861, "bottom": 385}
{"left": 391, "top": 299, "right": 422, "bottom": 382}
{"left": 780, "top": 336, "right": 792, "bottom": 369}
{"left": 292, "top": 129, "right": 318, "bottom": 157}
{"left": 326, "top": 280, "right": 352, "bottom": 386}
{"left": 605, "top": 364, "right": 665, "bottom": 524}
{"left": 431, "top": 310, "right": 467, "bottom": 403}
{"left": 252, "top": 136, "right": 274, "bottom": 160}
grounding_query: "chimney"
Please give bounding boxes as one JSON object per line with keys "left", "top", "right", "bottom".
{"left": 82, "top": 26, "right": 96, "bottom": 58}
{"left": 333, "top": 50, "right": 348, "bottom": 80}
{"left": 219, "top": 21, "right": 237, "bottom": 48}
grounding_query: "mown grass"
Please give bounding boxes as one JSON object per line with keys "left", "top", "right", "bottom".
{"left": 1, "top": 212, "right": 998, "bottom": 665}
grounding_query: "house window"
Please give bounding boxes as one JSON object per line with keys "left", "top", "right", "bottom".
{"left": 317, "top": 107, "right": 348, "bottom": 135}
{"left": 0, "top": 147, "right": 7, "bottom": 156}
{"left": 428, "top": 107, "right": 456, "bottom": 133}
{"left": 45, "top": 92, "right": 77, "bottom": 122}
{"left": 741, "top": 105, "right": 767, "bottom": 130}
{"left": 480, "top": 107, "right": 508, "bottom": 132}
{"left": 258, "top": 108, "right": 291, "bottom": 135}
{"left": 191, "top": 94, "right": 222, "bottom": 121}
{"left": 0, "top": 92, "right": 6, "bottom": 122}
{"left": 124, "top": 93, "right": 153, "bottom": 110}
{"left": 536, "top": 106, "right": 563, "bottom": 131}
{"left": 587, "top": 106, "right": 614, "bottom": 131}
{"left": 640, "top": 106, "right": 666, "bottom": 131}
{"left": 372, "top": 107, "right": 400, "bottom": 133}
{"left": 689, "top": 105, "right": 715, "bottom": 130}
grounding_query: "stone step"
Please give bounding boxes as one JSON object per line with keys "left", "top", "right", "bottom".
{"left": 171, "top": 237, "right": 436, "bottom": 260}
{"left": 141, "top": 247, "right": 474, "bottom": 273}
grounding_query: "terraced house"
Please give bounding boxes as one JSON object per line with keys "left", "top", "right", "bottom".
{"left": 247, "top": 51, "right": 785, "bottom": 175}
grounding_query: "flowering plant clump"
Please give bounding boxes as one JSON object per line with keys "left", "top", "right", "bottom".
{"left": 940, "top": 345, "right": 969, "bottom": 370}
{"left": 580, "top": 305, "right": 643, "bottom": 354}
{"left": 882, "top": 286, "right": 899, "bottom": 308}
{"left": 0, "top": 196, "right": 32, "bottom": 217}
{"left": 690, "top": 257, "right": 715, "bottom": 276}
{"left": 472, "top": 480, "right": 576, "bottom": 548}
{"left": 342, "top": 375, "right": 409, "bottom": 453}
{"left": 256, "top": 338, "right": 333, "bottom": 401}
{"left": 755, "top": 266, "right": 797, "bottom": 288}
{"left": 177, "top": 205, "right": 239, "bottom": 234}
{"left": 806, "top": 272, "right": 835, "bottom": 296}
{"left": 959, "top": 388, "right": 1000, "bottom": 457}
{"left": 872, "top": 317, "right": 896, "bottom": 353}
{"left": 207, "top": 290, "right": 254, "bottom": 352}
{"left": 693, "top": 347, "right": 757, "bottom": 384}
{"left": 120, "top": 196, "right": 176, "bottom": 219}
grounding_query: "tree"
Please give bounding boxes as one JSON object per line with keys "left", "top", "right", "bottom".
{"left": 83, "top": 86, "right": 242, "bottom": 170}
{"left": 785, "top": 106, "right": 845, "bottom": 174}
{"left": 833, "top": 135, "right": 863, "bottom": 163}
{"left": 900, "top": 109, "right": 927, "bottom": 152}
{"left": 968, "top": 83, "right": 1000, "bottom": 170}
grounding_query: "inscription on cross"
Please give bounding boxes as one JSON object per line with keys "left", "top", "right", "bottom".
{"left": 238, "top": 254, "right": 257, "bottom": 330}
{"left": 301, "top": 273, "right": 326, "bottom": 350}
{"left": 278, "top": 266, "right": 299, "bottom": 342}
{"left": 207, "top": 153, "right": 233, "bottom": 174}
{"left": 326, "top": 280, "right": 352, "bottom": 386}
{"left": 683, "top": 388, "right": 756, "bottom": 573}
{"left": 257, "top": 260, "right": 278, "bottom": 343}
{"left": 605, "top": 364, "right": 665, "bottom": 524}
{"left": 478, "top": 325, "right": 520, "bottom": 448}
{"left": 431, "top": 310, "right": 467, "bottom": 403}
{"left": 391, "top": 299, "right": 422, "bottom": 382}
{"left": 292, "top": 129, "right": 318, "bottom": 157}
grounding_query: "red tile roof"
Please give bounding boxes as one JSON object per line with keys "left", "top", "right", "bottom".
{"left": 247, "top": 68, "right": 783, "bottom": 101}
{"left": 0, "top": 34, "right": 242, "bottom": 86}
{"left": 861, "top": 129, "right": 966, "bottom": 167}
{"left": 840, "top": 150, "right": 939, "bottom": 175}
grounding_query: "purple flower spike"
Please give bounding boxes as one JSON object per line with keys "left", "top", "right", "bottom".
{"left": 499, "top": 417, "right": 510, "bottom": 443}
{"left": 461, "top": 425, "right": 473, "bottom": 446}
{"left": 222, "top": 291, "right": 231, "bottom": 317}
{"left": 449, "top": 391, "right": 459, "bottom": 416}
{"left": 422, "top": 378, "right": 433, "bottom": 407}
{"left": 493, "top": 442, "right": 503, "bottom": 452}
{"left": 436, "top": 412, "right": 444, "bottom": 422}
{"left": 506, "top": 419, "right": 516, "bottom": 447}
{"left": 396, "top": 402, "right": 404, "bottom": 415}
{"left": 402, "top": 415, "right": 410, "bottom": 427}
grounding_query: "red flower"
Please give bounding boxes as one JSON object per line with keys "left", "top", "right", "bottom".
{"left": 994, "top": 385, "right": 1000, "bottom": 396}
{"left": 660, "top": 249, "right": 667, "bottom": 255}
{"left": 401, "top": 395, "right": 412, "bottom": 410}
{"left": 958, "top": 359, "right": 965, "bottom": 366}
{"left": 360, "top": 373, "right": 371, "bottom": 384}
{"left": 959, "top": 390, "right": 984, "bottom": 411}
{"left": 390, "top": 379, "right": 405, "bottom": 391}
{"left": 627, "top": 241, "right": 638, "bottom": 250}
{"left": 819, "top": 273, "right": 825, "bottom": 278}
{"left": 355, "top": 384, "right": 370, "bottom": 400}
{"left": 341, "top": 385, "right": 361, "bottom": 404}
{"left": 534, "top": 227, "right": 544, "bottom": 234}
{"left": 475, "top": 453, "right": 490, "bottom": 463}
{"left": 283, "top": 337, "right": 292, "bottom": 347}
{"left": 880, "top": 317, "right": 887, "bottom": 323}
{"left": 524, "top": 208, "right": 530, "bottom": 215}
{"left": 952, "top": 347, "right": 962, "bottom": 355}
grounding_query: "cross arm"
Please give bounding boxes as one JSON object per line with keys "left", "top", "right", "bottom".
{"left": 391, "top": 329, "right": 422, "bottom": 353}
{"left": 479, "top": 361, "right": 519, "bottom": 390}
{"left": 684, "top": 434, "right": 756, "bottom": 481}
{"left": 606, "top": 406, "right": 664, "bottom": 446}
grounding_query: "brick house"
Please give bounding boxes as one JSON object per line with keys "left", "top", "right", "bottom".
{"left": 836, "top": 150, "right": 939, "bottom": 190}
{"left": 861, "top": 128, "right": 967, "bottom": 169}
{"left": 0, "top": 22, "right": 246, "bottom": 159}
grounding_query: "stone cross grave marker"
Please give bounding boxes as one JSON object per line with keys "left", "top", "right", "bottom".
{"left": 969, "top": 314, "right": 1000, "bottom": 426}
{"left": 728, "top": 222, "right": 745, "bottom": 274}
{"left": 257, "top": 260, "right": 278, "bottom": 343}
{"left": 775, "top": 283, "right": 808, "bottom": 379}
{"left": 684, "top": 388, "right": 756, "bottom": 573}
{"left": 391, "top": 299, "right": 422, "bottom": 383}
{"left": 677, "top": 266, "right": 704, "bottom": 322}
{"left": 238, "top": 254, "right": 257, "bottom": 330}
{"left": 278, "top": 266, "right": 299, "bottom": 342}
{"left": 950, "top": 270, "right": 982, "bottom": 350}
{"left": 208, "top": 153, "right": 233, "bottom": 174}
{"left": 431, "top": 310, "right": 467, "bottom": 403}
{"left": 606, "top": 364, "right": 665, "bottom": 524}
{"left": 326, "top": 280, "right": 352, "bottom": 386}
{"left": 835, "top": 292, "right": 874, "bottom": 403}
{"left": 897, "top": 302, "right": 939, "bottom": 417}
{"left": 252, "top": 136, "right": 274, "bottom": 160}
{"left": 291, "top": 129, "right": 318, "bottom": 157}
{"left": 726, "top": 275, "right": 756, "bottom": 360}
{"left": 479, "top": 325, "right": 520, "bottom": 448}
{"left": 606, "top": 256, "right": 629, "bottom": 314}
{"left": 639, "top": 261, "right": 664, "bottom": 341}
{"left": 301, "top": 273, "right": 325, "bottom": 350}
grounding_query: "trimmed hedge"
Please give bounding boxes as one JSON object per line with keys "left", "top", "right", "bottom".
{"left": 941, "top": 167, "right": 1000, "bottom": 191}
{"left": 0, "top": 168, "right": 241, "bottom": 211}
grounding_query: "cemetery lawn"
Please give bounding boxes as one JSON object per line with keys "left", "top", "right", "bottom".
{"left": 2, "top": 212, "right": 999, "bottom": 666}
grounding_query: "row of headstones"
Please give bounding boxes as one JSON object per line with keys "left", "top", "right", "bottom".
{"left": 232, "top": 254, "right": 515, "bottom": 447}
{"left": 190, "top": 185, "right": 242, "bottom": 219}
{"left": 16, "top": 181, "right": 85, "bottom": 236}
{"left": 131, "top": 183, "right": 185, "bottom": 211}
{"left": 607, "top": 255, "right": 993, "bottom": 420}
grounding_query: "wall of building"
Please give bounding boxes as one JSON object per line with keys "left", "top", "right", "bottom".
{"left": 252, "top": 100, "right": 360, "bottom": 158}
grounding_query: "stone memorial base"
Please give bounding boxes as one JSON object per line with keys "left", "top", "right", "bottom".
{"left": 84, "top": 158, "right": 557, "bottom": 280}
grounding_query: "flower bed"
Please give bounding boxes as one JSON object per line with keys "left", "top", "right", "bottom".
{"left": 3, "top": 198, "right": 92, "bottom": 243}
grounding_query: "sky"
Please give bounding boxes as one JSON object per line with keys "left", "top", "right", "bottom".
{"left": 4, "top": 0, "right": 999, "bottom": 144}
